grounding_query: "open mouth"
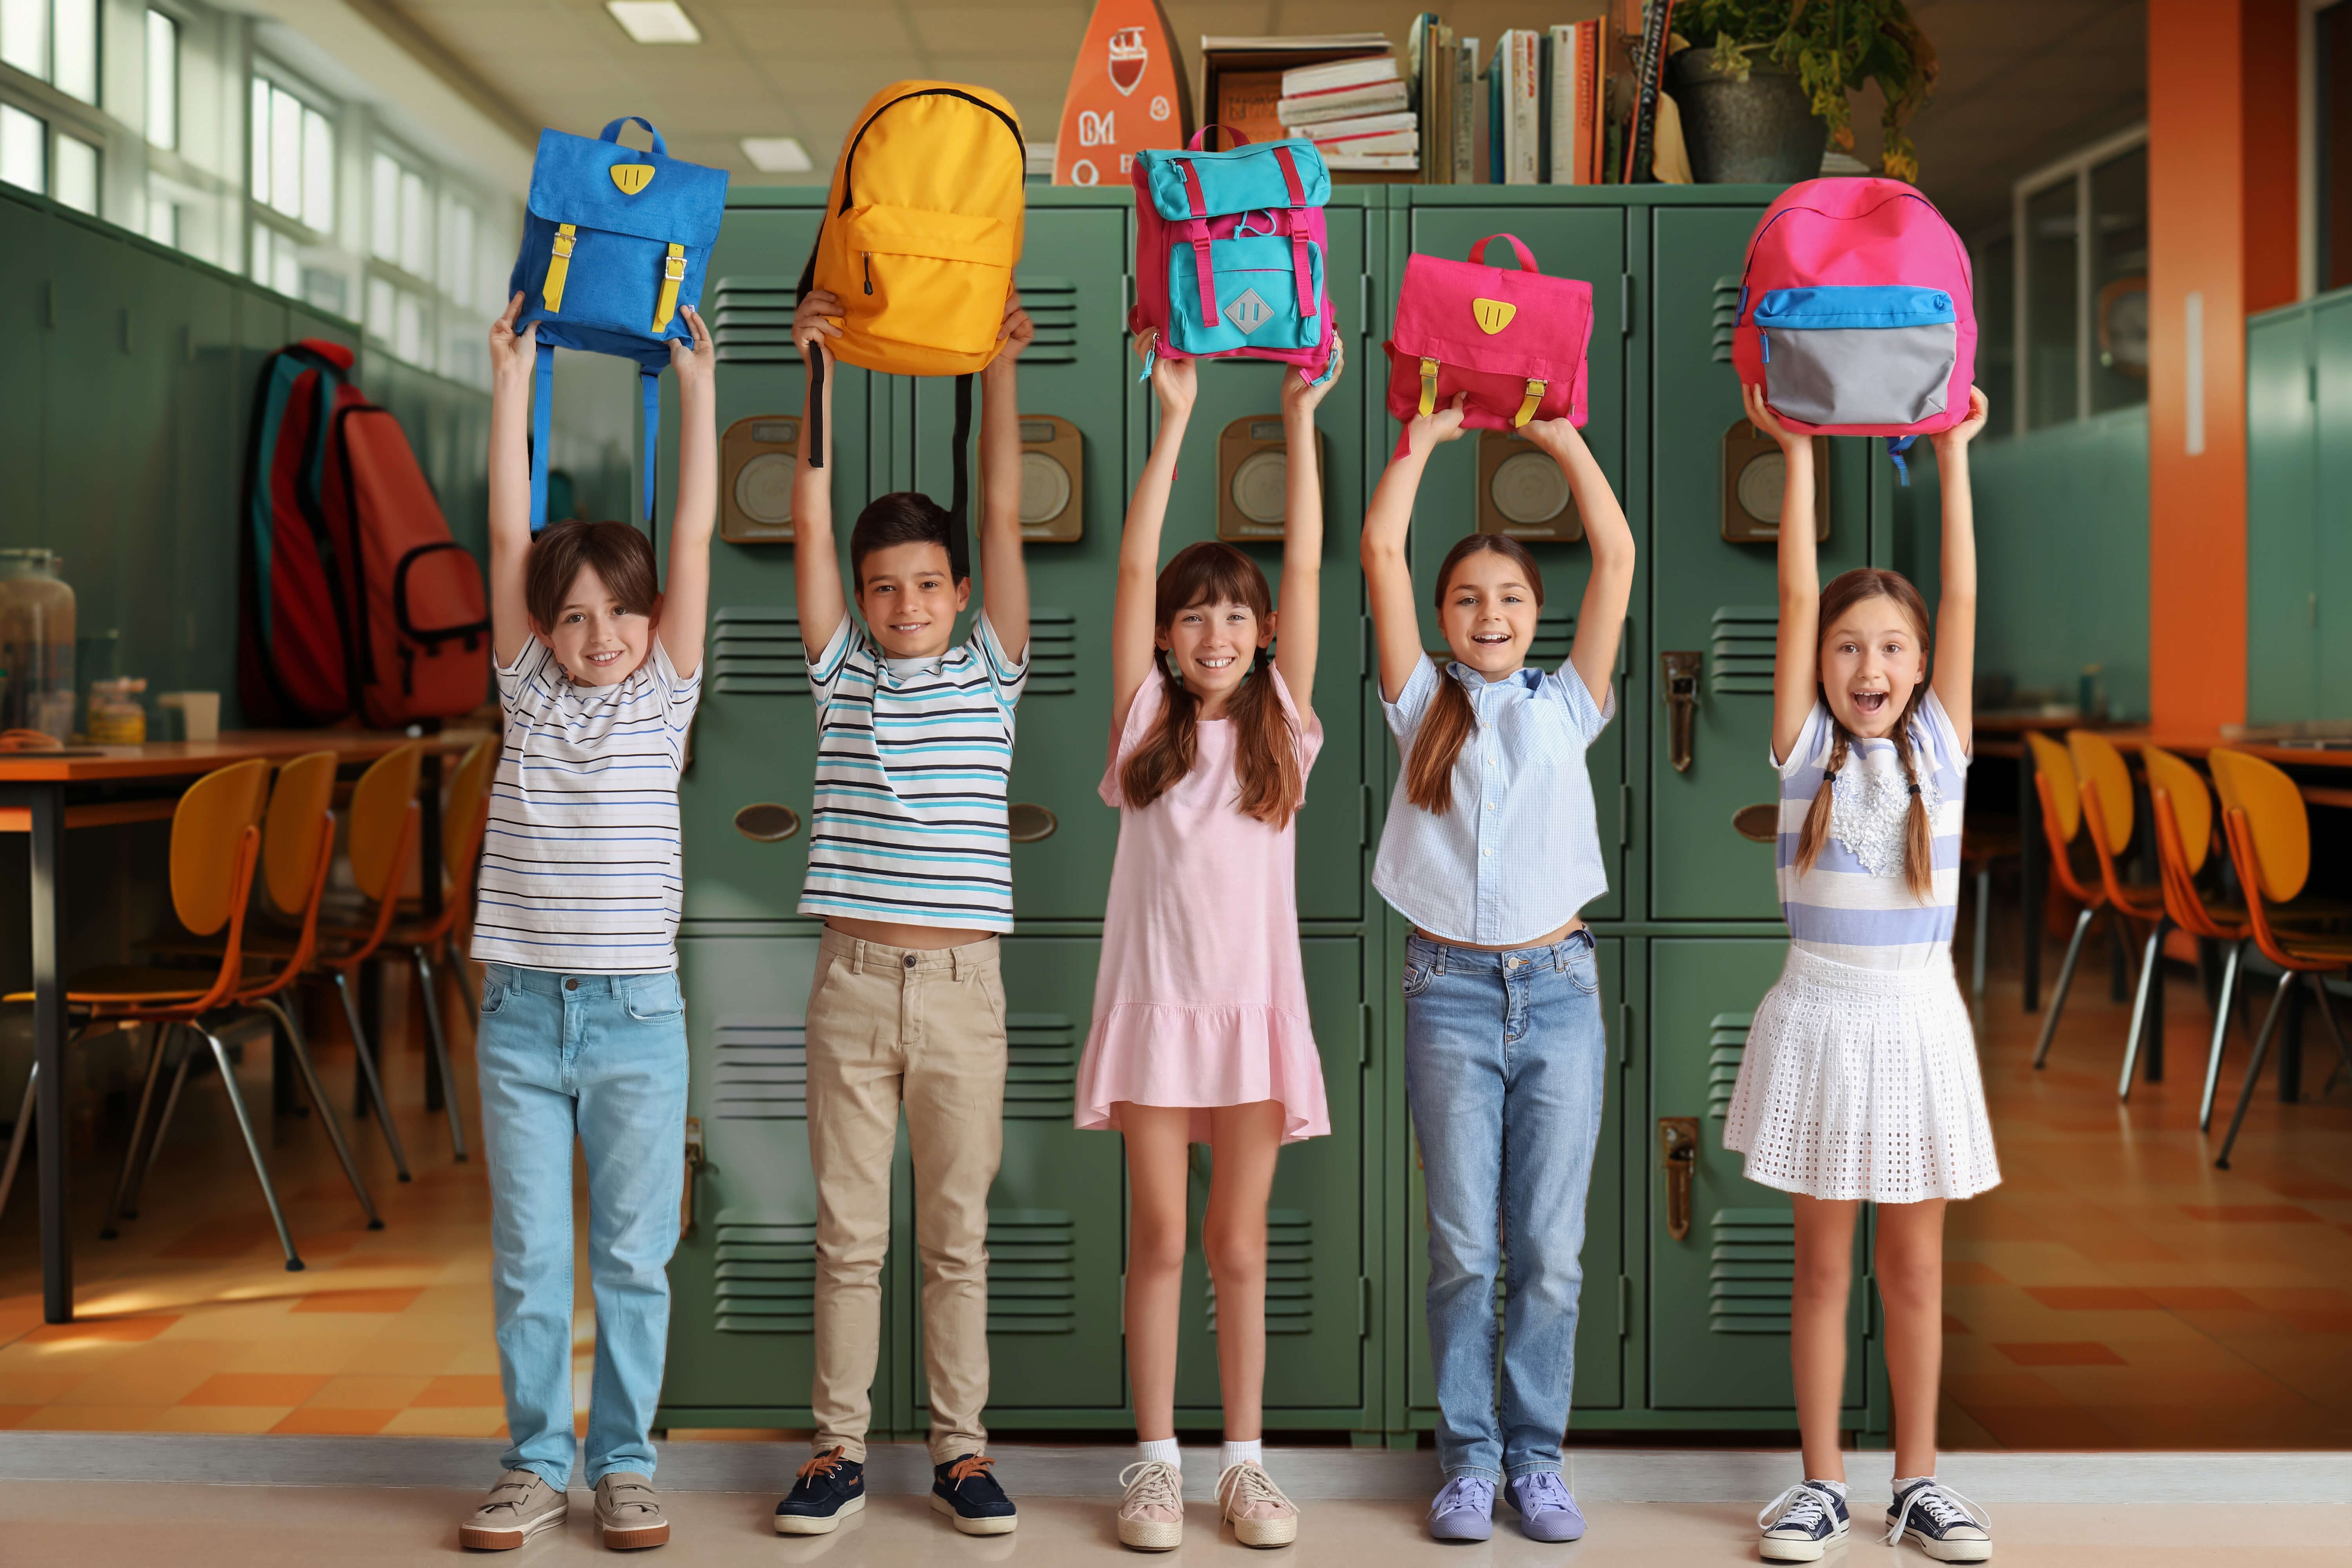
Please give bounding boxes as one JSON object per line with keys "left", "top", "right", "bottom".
{"left": 1852, "top": 690, "right": 1889, "bottom": 716}
{"left": 585, "top": 649, "right": 625, "bottom": 668}
{"left": 889, "top": 622, "right": 928, "bottom": 636}
{"left": 1471, "top": 633, "right": 1512, "bottom": 648}
{"left": 1194, "top": 655, "right": 1236, "bottom": 671}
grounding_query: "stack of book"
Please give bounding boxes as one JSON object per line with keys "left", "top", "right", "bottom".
{"left": 1200, "top": 33, "right": 1395, "bottom": 151}
{"left": 1278, "top": 55, "right": 1417, "bottom": 171}
{"left": 1407, "top": 14, "right": 1476, "bottom": 184}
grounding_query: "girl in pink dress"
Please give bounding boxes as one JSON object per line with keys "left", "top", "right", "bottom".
{"left": 1077, "top": 338, "right": 1341, "bottom": 1551}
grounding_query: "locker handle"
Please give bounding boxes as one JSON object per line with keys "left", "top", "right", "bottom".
{"left": 1008, "top": 802, "right": 1058, "bottom": 842}
{"left": 1659, "top": 1116, "right": 1699, "bottom": 1242}
{"left": 681, "top": 1115, "right": 706, "bottom": 1239}
{"left": 1661, "top": 651, "right": 1702, "bottom": 773}
{"left": 735, "top": 802, "right": 800, "bottom": 841}
{"left": 1733, "top": 803, "right": 1779, "bottom": 842}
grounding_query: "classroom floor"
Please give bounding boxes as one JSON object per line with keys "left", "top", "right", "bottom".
{"left": 0, "top": 913, "right": 2346, "bottom": 1447}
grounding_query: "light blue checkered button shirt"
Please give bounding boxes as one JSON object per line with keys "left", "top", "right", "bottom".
{"left": 1372, "top": 653, "right": 1616, "bottom": 947}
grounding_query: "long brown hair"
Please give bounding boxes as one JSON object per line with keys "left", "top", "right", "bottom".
{"left": 1120, "top": 541, "right": 1303, "bottom": 826}
{"left": 1404, "top": 535, "right": 1545, "bottom": 814}
{"left": 1793, "top": 568, "right": 1937, "bottom": 902}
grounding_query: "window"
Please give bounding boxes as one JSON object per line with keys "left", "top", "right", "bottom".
{"left": 440, "top": 193, "right": 474, "bottom": 305}
{"left": 369, "top": 148, "right": 430, "bottom": 275}
{"left": 1, "top": 0, "right": 97, "bottom": 104}
{"left": 145, "top": 9, "right": 176, "bottom": 151}
{"left": 252, "top": 74, "right": 332, "bottom": 233}
{"left": 2011, "top": 126, "right": 2149, "bottom": 432}
{"left": 145, "top": 178, "right": 177, "bottom": 247}
{"left": 0, "top": 102, "right": 41, "bottom": 194}
{"left": 52, "top": 127, "right": 92, "bottom": 212}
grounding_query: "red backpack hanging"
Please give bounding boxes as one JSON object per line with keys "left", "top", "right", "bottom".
{"left": 238, "top": 340, "right": 368, "bottom": 726}
{"left": 1384, "top": 234, "right": 1592, "bottom": 447}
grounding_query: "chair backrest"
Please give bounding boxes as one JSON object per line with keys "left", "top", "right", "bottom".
{"left": 348, "top": 742, "right": 422, "bottom": 902}
{"left": 260, "top": 751, "right": 338, "bottom": 917}
{"left": 2208, "top": 748, "right": 2310, "bottom": 904}
{"left": 2067, "top": 729, "right": 2134, "bottom": 854}
{"left": 2026, "top": 732, "right": 2081, "bottom": 843}
{"left": 443, "top": 735, "right": 497, "bottom": 885}
{"left": 2139, "top": 745, "right": 2212, "bottom": 875}
{"left": 169, "top": 759, "right": 271, "bottom": 936}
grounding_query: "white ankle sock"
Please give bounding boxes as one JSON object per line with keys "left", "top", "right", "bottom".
{"left": 1220, "top": 1439, "right": 1263, "bottom": 1472}
{"left": 1891, "top": 1475, "right": 1932, "bottom": 1494}
{"left": 1138, "top": 1438, "right": 1180, "bottom": 1468}
{"left": 1810, "top": 1478, "right": 1849, "bottom": 1499}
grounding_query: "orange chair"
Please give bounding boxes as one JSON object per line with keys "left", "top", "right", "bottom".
{"left": 0, "top": 761, "right": 313, "bottom": 1270}
{"left": 384, "top": 734, "right": 494, "bottom": 1163}
{"left": 2027, "top": 733, "right": 2127, "bottom": 1069}
{"left": 2138, "top": 746, "right": 2256, "bottom": 1128}
{"left": 2069, "top": 730, "right": 2171, "bottom": 1098}
{"left": 2209, "top": 748, "right": 2352, "bottom": 1169}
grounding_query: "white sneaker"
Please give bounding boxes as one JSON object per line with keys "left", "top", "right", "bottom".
{"left": 1887, "top": 1479, "right": 1991, "bottom": 1562}
{"left": 1216, "top": 1461, "right": 1299, "bottom": 1548}
{"left": 1758, "top": 1480, "right": 1850, "bottom": 1562}
{"left": 1116, "top": 1460, "right": 1185, "bottom": 1551}
{"left": 459, "top": 1469, "right": 567, "bottom": 1550}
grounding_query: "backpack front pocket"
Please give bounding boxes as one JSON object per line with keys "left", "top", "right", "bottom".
{"left": 1753, "top": 285, "right": 1956, "bottom": 426}
{"left": 1167, "top": 234, "right": 1325, "bottom": 355}
{"left": 841, "top": 203, "right": 1016, "bottom": 355}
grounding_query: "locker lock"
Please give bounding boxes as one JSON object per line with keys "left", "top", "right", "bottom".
{"left": 1659, "top": 1116, "right": 1699, "bottom": 1242}
{"left": 1661, "top": 652, "right": 1702, "bottom": 774}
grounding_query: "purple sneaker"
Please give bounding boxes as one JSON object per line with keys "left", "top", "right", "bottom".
{"left": 1507, "top": 1471, "right": 1586, "bottom": 1542}
{"left": 1428, "top": 1476, "right": 1494, "bottom": 1542}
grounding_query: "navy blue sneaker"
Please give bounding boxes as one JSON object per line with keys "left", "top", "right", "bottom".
{"left": 774, "top": 1447, "right": 864, "bottom": 1536}
{"left": 1886, "top": 1479, "right": 1991, "bottom": 1562}
{"left": 931, "top": 1452, "right": 1018, "bottom": 1535}
{"left": 1757, "top": 1480, "right": 1849, "bottom": 1562}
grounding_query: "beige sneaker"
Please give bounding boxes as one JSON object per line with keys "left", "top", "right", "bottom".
{"left": 1116, "top": 1460, "right": 1185, "bottom": 1551}
{"left": 595, "top": 1473, "right": 669, "bottom": 1550}
{"left": 459, "top": 1469, "right": 567, "bottom": 1550}
{"left": 1217, "top": 1461, "right": 1298, "bottom": 1548}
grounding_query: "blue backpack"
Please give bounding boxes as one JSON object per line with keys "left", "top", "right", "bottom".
{"left": 508, "top": 116, "right": 728, "bottom": 528}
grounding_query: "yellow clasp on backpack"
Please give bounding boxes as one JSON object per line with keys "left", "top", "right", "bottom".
{"left": 543, "top": 224, "right": 577, "bottom": 313}
{"left": 1512, "top": 379, "right": 1546, "bottom": 428}
{"left": 653, "top": 243, "right": 686, "bottom": 332}
{"left": 1419, "top": 357, "right": 1440, "bottom": 418}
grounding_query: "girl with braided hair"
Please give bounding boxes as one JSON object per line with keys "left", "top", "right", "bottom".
{"left": 1730, "top": 383, "right": 2002, "bottom": 1566}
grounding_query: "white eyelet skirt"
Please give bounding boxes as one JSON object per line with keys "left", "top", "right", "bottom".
{"left": 1722, "top": 944, "right": 2001, "bottom": 1204}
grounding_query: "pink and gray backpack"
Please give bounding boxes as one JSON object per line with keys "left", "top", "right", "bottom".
{"left": 1732, "top": 178, "right": 1974, "bottom": 482}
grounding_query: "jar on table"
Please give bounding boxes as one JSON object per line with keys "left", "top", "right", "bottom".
{"left": 0, "top": 550, "right": 76, "bottom": 744}
{"left": 88, "top": 677, "right": 148, "bottom": 745}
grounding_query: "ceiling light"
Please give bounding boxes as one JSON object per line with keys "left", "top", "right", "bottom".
{"left": 606, "top": 2, "right": 702, "bottom": 45}
{"left": 740, "top": 137, "right": 813, "bottom": 173}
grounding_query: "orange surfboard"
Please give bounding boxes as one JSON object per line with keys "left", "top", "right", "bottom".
{"left": 1053, "top": 0, "right": 1193, "bottom": 187}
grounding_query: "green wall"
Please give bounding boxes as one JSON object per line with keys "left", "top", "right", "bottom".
{"left": 2246, "top": 289, "right": 2352, "bottom": 724}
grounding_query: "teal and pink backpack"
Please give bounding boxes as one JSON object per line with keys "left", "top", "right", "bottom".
{"left": 1732, "top": 178, "right": 1974, "bottom": 482}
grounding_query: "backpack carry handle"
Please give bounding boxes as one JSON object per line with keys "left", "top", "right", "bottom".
{"left": 1188, "top": 123, "right": 1253, "bottom": 151}
{"left": 599, "top": 116, "right": 668, "bottom": 157}
{"left": 1470, "top": 233, "right": 1540, "bottom": 274}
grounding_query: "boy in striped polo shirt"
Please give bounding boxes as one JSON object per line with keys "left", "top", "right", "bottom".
{"left": 772, "top": 289, "right": 1033, "bottom": 1538}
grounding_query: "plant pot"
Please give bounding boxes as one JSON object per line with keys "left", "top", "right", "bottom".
{"left": 1668, "top": 48, "right": 1829, "bottom": 185}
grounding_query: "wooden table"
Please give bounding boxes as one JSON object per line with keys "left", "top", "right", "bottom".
{"left": 0, "top": 728, "right": 492, "bottom": 1323}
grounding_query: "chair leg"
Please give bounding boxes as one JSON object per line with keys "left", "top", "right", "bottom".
{"left": 194, "top": 1026, "right": 304, "bottom": 1271}
{"left": 410, "top": 946, "right": 468, "bottom": 1162}
{"left": 2307, "top": 973, "right": 2352, "bottom": 1093}
{"left": 1972, "top": 866, "right": 1991, "bottom": 1000}
{"left": 102, "top": 1025, "right": 174, "bottom": 1239}
{"left": 2118, "top": 916, "right": 2170, "bottom": 1101}
{"left": 443, "top": 935, "right": 478, "bottom": 1019}
{"left": 2216, "top": 970, "right": 2300, "bottom": 1170}
{"left": 2198, "top": 940, "right": 2245, "bottom": 1131}
{"left": 0, "top": 1061, "right": 37, "bottom": 1225}
{"left": 334, "top": 969, "right": 411, "bottom": 1183}
{"left": 2033, "top": 907, "right": 2097, "bottom": 1069}
{"left": 125, "top": 1039, "right": 198, "bottom": 1221}
{"left": 261, "top": 998, "right": 382, "bottom": 1230}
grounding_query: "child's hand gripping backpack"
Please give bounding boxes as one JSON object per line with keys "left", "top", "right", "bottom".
{"left": 1732, "top": 177, "right": 1975, "bottom": 483}
{"left": 1383, "top": 234, "right": 1592, "bottom": 449}
{"left": 508, "top": 116, "right": 729, "bottom": 528}
{"left": 1129, "top": 127, "right": 1336, "bottom": 385}
{"left": 797, "top": 81, "right": 1027, "bottom": 576}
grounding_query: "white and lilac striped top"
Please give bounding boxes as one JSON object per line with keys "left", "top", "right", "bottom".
{"left": 1772, "top": 690, "right": 1968, "bottom": 971}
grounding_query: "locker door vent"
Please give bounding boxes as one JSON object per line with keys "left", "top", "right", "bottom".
{"left": 986, "top": 1208, "right": 1076, "bottom": 1333}
{"left": 1205, "top": 1209, "right": 1314, "bottom": 1335}
{"left": 1707, "top": 1011, "right": 1754, "bottom": 1119}
{"left": 1015, "top": 275, "right": 1078, "bottom": 364}
{"left": 1709, "top": 1206, "right": 1795, "bottom": 1334}
{"left": 1026, "top": 609, "right": 1077, "bottom": 695}
{"left": 1710, "top": 606, "right": 1777, "bottom": 695}
{"left": 713, "top": 607, "right": 808, "bottom": 696}
{"left": 713, "top": 1015, "right": 806, "bottom": 1119}
{"left": 713, "top": 1217, "right": 817, "bottom": 1334}
{"left": 1711, "top": 275, "right": 1742, "bottom": 364}
{"left": 1531, "top": 610, "right": 1575, "bottom": 666}
{"left": 713, "top": 276, "right": 800, "bottom": 363}
{"left": 1004, "top": 1012, "right": 1076, "bottom": 1118}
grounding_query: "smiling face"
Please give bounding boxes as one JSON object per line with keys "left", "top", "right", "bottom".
{"left": 1438, "top": 548, "right": 1542, "bottom": 680}
{"left": 856, "top": 541, "right": 969, "bottom": 660}
{"left": 1159, "top": 594, "right": 1272, "bottom": 712}
{"left": 539, "top": 563, "right": 655, "bottom": 687}
{"left": 1819, "top": 593, "right": 1929, "bottom": 738}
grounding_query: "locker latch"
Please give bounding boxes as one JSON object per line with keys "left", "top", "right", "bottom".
{"left": 681, "top": 1116, "right": 706, "bottom": 1239}
{"left": 1661, "top": 651, "right": 1702, "bottom": 773}
{"left": 1659, "top": 1116, "right": 1699, "bottom": 1242}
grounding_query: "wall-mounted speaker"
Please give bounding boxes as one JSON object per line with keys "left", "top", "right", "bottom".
{"left": 1721, "top": 419, "right": 1831, "bottom": 544}
{"left": 1216, "top": 415, "right": 1327, "bottom": 543}
{"left": 1475, "top": 430, "right": 1584, "bottom": 543}
{"left": 1018, "top": 415, "right": 1083, "bottom": 542}
{"left": 720, "top": 415, "right": 799, "bottom": 543}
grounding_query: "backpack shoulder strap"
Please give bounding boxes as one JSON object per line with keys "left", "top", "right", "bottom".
{"left": 530, "top": 342, "right": 555, "bottom": 530}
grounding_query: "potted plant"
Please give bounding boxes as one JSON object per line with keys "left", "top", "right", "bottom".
{"left": 1671, "top": 0, "right": 1938, "bottom": 184}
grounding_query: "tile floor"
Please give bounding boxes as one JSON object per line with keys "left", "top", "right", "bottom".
{"left": 0, "top": 921, "right": 2346, "bottom": 1447}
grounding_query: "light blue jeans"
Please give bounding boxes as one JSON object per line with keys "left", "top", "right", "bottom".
{"left": 1403, "top": 929, "right": 1606, "bottom": 1483}
{"left": 477, "top": 963, "right": 688, "bottom": 1489}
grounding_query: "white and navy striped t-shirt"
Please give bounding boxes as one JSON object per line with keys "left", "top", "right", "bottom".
{"left": 470, "top": 638, "right": 700, "bottom": 973}
{"left": 798, "top": 613, "right": 1028, "bottom": 932}
{"left": 1773, "top": 691, "right": 1968, "bottom": 971}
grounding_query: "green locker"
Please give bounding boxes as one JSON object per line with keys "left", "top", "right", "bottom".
{"left": 0, "top": 199, "right": 42, "bottom": 533}
{"left": 2313, "top": 298, "right": 2352, "bottom": 719}
{"left": 2245, "top": 310, "right": 2316, "bottom": 724}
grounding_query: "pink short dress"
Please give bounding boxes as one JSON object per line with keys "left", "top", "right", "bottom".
{"left": 1074, "top": 668, "right": 1332, "bottom": 1145}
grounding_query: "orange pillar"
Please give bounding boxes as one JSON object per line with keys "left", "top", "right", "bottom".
{"left": 2145, "top": 0, "right": 2298, "bottom": 733}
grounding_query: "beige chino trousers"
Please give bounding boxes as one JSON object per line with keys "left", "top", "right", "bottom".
{"left": 804, "top": 928, "right": 1005, "bottom": 1463}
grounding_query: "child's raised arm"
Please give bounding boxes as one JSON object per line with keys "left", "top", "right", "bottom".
{"left": 1929, "top": 386, "right": 1989, "bottom": 751}
{"left": 1523, "top": 416, "right": 1633, "bottom": 710}
{"left": 1110, "top": 336, "right": 1194, "bottom": 752}
{"left": 656, "top": 305, "right": 717, "bottom": 678}
{"left": 792, "top": 292, "right": 846, "bottom": 662}
{"left": 1748, "top": 384, "right": 1820, "bottom": 767}
{"left": 1273, "top": 346, "right": 1343, "bottom": 726}
{"left": 1361, "top": 394, "right": 1467, "bottom": 703}
{"left": 486, "top": 294, "right": 539, "bottom": 667}
{"left": 978, "top": 295, "right": 1035, "bottom": 663}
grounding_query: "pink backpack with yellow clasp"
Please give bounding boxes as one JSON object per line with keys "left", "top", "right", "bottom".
{"left": 1383, "top": 234, "right": 1592, "bottom": 452}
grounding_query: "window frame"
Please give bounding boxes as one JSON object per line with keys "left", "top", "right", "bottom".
{"left": 2010, "top": 123, "right": 2150, "bottom": 433}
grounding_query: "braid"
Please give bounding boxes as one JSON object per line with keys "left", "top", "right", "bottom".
{"left": 1887, "top": 690, "right": 1937, "bottom": 902}
{"left": 1793, "top": 724, "right": 1849, "bottom": 878}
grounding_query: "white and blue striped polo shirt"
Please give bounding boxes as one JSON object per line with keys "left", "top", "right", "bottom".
{"left": 1773, "top": 690, "right": 1968, "bottom": 970}
{"left": 798, "top": 613, "right": 1028, "bottom": 932}
{"left": 472, "top": 637, "right": 701, "bottom": 973}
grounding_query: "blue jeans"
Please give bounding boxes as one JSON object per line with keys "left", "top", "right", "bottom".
{"left": 477, "top": 964, "right": 688, "bottom": 1489}
{"left": 1403, "top": 929, "right": 1605, "bottom": 1483}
